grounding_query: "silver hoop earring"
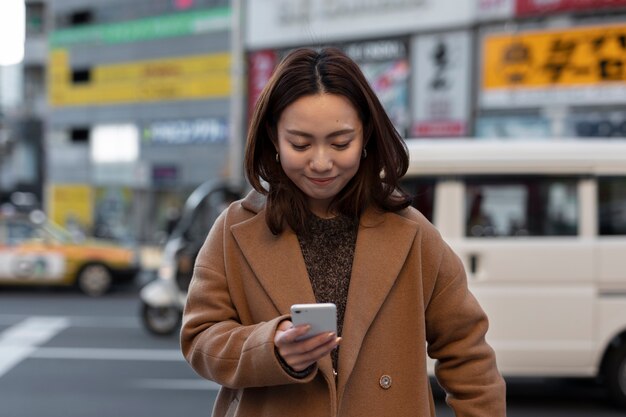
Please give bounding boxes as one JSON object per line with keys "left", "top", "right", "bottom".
{"left": 362, "top": 148, "right": 367, "bottom": 159}
{"left": 275, "top": 153, "right": 280, "bottom": 163}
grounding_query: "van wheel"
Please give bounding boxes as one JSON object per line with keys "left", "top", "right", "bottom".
{"left": 76, "top": 264, "right": 112, "bottom": 297}
{"left": 604, "top": 343, "right": 626, "bottom": 409}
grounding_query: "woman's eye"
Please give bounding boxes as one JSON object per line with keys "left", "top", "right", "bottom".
{"left": 291, "top": 143, "right": 309, "bottom": 151}
{"left": 333, "top": 143, "right": 350, "bottom": 150}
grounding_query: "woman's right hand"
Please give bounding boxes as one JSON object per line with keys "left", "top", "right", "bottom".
{"left": 274, "top": 320, "right": 341, "bottom": 372}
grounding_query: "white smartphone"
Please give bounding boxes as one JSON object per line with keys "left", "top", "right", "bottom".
{"left": 290, "top": 303, "right": 337, "bottom": 341}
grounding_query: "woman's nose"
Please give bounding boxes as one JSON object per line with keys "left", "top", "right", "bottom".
{"left": 310, "top": 149, "right": 332, "bottom": 172}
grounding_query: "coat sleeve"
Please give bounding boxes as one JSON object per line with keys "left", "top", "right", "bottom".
{"left": 180, "top": 210, "right": 317, "bottom": 389}
{"left": 424, "top": 241, "right": 506, "bottom": 417}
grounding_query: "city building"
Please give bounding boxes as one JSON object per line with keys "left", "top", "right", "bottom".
{"left": 47, "top": 0, "right": 233, "bottom": 243}
{"left": 0, "top": 0, "right": 48, "bottom": 211}
{"left": 244, "top": 0, "right": 626, "bottom": 140}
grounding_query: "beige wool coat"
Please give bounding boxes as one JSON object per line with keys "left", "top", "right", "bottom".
{"left": 181, "top": 191, "right": 506, "bottom": 417}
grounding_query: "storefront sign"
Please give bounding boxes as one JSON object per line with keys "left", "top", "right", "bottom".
{"left": 481, "top": 24, "right": 626, "bottom": 108}
{"left": 411, "top": 31, "right": 471, "bottom": 137}
{"left": 246, "top": 0, "right": 473, "bottom": 49}
{"left": 516, "top": 0, "right": 626, "bottom": 17}
{"left": 475, "top": 116, "right": 552, "bottom": 138}
{"left": 142, "top": 118, "right": 228, "bottom": 145}
{"left": 152, "top": 165, "right": 179, "bottom": 186}
{"left": 345, "top": 39, "right": 410, "bottom": 136}
{"left": 49, "top": 51, "right": 231, "bottom": 106}
{"left": 50, "top": 8, "right": 230, "bottom": 47}
{"left": 48, "top": 184, "right": 93, "bottom": 230}
{"left": 566, "top": 111, "right": 626, "bottom": 137}
{"left": 247, "top": 50, "right": 278, "bottom": 120}
{"left": 477, "top": 0, "right": 515, "bottom": 21}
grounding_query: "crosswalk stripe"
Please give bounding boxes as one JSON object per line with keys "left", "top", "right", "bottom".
{"left": 31, "top": 347, "right": 184, "bottom": 361}
{"left": 131, "top": 378, "right": 221, "bottom": 390}
{"left": 0, "top": 317, "right": 69, "bottom": 378}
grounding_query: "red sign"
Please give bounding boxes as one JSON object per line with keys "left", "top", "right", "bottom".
{"left": 247, "top": 50, "right": 278, "bottom": 122}
{"left": 411, "top": 121, "right": 467, "bottom": 137}
{"left": 516, "top": 0, "right": 626, "bottom": 16}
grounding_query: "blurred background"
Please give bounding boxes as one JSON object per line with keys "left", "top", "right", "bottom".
{"left": 1, "top": 0, "right": 626, "bottom": 416}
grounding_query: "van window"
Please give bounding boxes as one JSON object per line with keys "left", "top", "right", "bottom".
{"left": 402, "top": 178, "right": 435, "bottom": 222}
{"left": 465, "top": 176, "right": 578, "bottom": 237}
{"left": 598, "top": 176, "right": 626, "bottom": 236}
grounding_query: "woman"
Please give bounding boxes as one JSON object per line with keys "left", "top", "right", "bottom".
{"left": 181, "top": 47, "right": 506, "bottom": 416}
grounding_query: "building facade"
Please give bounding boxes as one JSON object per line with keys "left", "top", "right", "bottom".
{"left": 0, "top": 0, "right": 48, "bottom": 212}
{"left": 47, "top": 0, "right": 233, "bottom": 243}
{"left": 244, "top": 0, "right": 626, "bottom": 141}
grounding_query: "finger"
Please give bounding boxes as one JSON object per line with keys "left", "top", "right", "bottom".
{"left": 288, "top": 337, "right": 342, "bottom": 371}
{"left": 277, "top": 320, "right": 293, "bottom": 332}
{"left": 284, "top": 333, "right": 339, "bottom": 364}
{"left": 279, "top": 324, "right": 311, "bottom": 344}
{"left": 275, "top": 324, "right": 311, "bottom": 348}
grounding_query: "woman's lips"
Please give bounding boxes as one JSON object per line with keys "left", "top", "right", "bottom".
{"left": 308, "top": 177, "right": 335, "bottom": 186}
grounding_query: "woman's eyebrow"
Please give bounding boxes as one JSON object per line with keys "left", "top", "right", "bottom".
{"left": 285, "top": 128, "right": 355, "bottom": 138}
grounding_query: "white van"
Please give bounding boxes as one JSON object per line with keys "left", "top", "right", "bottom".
{"left": 402, "top": 139, "right": 626, "bottom": 407}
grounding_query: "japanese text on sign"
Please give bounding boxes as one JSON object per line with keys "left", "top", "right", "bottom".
{"left": 483, "top": 24, "right": 626, "bottom": 89}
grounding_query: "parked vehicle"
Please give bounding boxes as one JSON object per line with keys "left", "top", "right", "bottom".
{"left": 403, "top": 139, "right": 626, "bottom": 408}
{"left": 0, "top": 209, "right": 139, "bottom": 296}
{"left": 140, "top": 180, "right": 242, "bottom": 335}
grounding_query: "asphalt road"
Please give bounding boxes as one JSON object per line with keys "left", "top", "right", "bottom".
{"left": 0, "top": 286, "right": 623, "bottom": 417}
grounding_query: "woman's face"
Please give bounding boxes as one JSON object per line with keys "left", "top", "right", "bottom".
{"left": 276, "top": 93, "right": 364, "bottom": 218}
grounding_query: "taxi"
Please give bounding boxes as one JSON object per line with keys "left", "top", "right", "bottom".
{"left": 0, "top": 209, "right": 139, "bottom": 296}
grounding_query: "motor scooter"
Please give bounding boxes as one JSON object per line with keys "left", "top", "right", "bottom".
{"left": 140, "top": 180, "right": 241, "bottom": 336}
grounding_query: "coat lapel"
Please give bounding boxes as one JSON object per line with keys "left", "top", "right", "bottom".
{"left": 337, "top": 208, "right": 418, "bottom": 395}
{"left": 231, "top": 212, "right": 316, "bottom": 315}
{"left": 230, "top": 205, "right": 335, "bottom": 382}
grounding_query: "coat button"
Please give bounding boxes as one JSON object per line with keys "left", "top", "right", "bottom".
{"left": 379, "top": 374, "right": 392, "bottom": 389}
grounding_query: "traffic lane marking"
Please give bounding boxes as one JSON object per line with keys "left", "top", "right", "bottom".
{"left": 131, "top": 378, "right": 221, "bottom": 390}
{"left": 0, "top": 313, "right": 141, "bottom": 328}
{"left": 0, "top": 317, "right": 69, "bottom": 377}
{"left": 31, "top": 347, "right": 184, "bottom": 361}
{"left": 0, "top": 315, "right": 217, "bottom": 394}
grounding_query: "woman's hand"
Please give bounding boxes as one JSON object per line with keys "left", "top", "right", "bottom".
{"left": 274, "top": 320, "right": 341, "bottom": 372}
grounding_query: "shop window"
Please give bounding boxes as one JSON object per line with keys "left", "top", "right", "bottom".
{"left": 70, "top": 127, "right": 90, "bottom": 144}
{"left": 23, "top": 65, "right": 44, "bottom": 104}
{"left": 71, "top": 68, "right": 91, "bottom": 84}
{"left": 598, "top": 177, "right": 626, "bottom": 235}
{"left": 69, "top": 9, "right": 93, "bottom": 26}
{"left": 25, "top": 2, "right": 45, "bottom": 35}
{"left": 465, "top": 176, "right": 578, "bottom": 237}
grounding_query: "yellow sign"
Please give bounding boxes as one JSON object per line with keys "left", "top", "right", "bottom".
{"left": 48, "top": 51, "right": 231, "bottom": 106}
{"left": 48, "top": 184, "right": 94, "bottom": 231}
{"left": 483, "top": 24, "right": 626, "bottom": 89}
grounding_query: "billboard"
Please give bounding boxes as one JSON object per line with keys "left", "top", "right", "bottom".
{"left": 48, "top": 184, "right": 93, "bottom": 232}
{"left": 566, "top": 111, "right": 626, "bottom": 137}
{"left": 50, "top": 8, "right": 231, "bottom": 47}
{"left": 516, "top": 0, "right": 626, "bottom": 17}
{"left": 481, "top": 23, "right": 626, "bottom": 108}
{"left": 49, "top": 51, "right": 231, "bottom": 106}
{"left": 246, "top": 0, "right": 474, "bottom": 49}
{"left": 477, "top": 0, "right": 515, "bottom": 21}
{"left": 411, "top": 31, "right": 472, "bottom": 137}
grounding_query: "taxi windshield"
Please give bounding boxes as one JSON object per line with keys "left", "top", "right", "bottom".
{"left": 41, "top": 220, "right": 75, "bottom": 243}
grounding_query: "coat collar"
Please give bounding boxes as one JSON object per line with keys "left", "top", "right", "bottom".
{"left": 232, "top": 191, "right": 419, "bottom": 393}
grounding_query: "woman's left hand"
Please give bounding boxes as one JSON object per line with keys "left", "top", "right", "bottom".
{"left": 274, "top": 320, "right": 341, "bottom": 372}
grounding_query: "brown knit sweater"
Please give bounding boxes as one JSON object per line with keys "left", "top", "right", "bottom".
{"left": 297, "top": 214, "right": 359, "bottom": 370}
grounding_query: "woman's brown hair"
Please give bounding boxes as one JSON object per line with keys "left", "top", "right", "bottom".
{"left": 244, "top": 47, "right": 411, "bottom": 235}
